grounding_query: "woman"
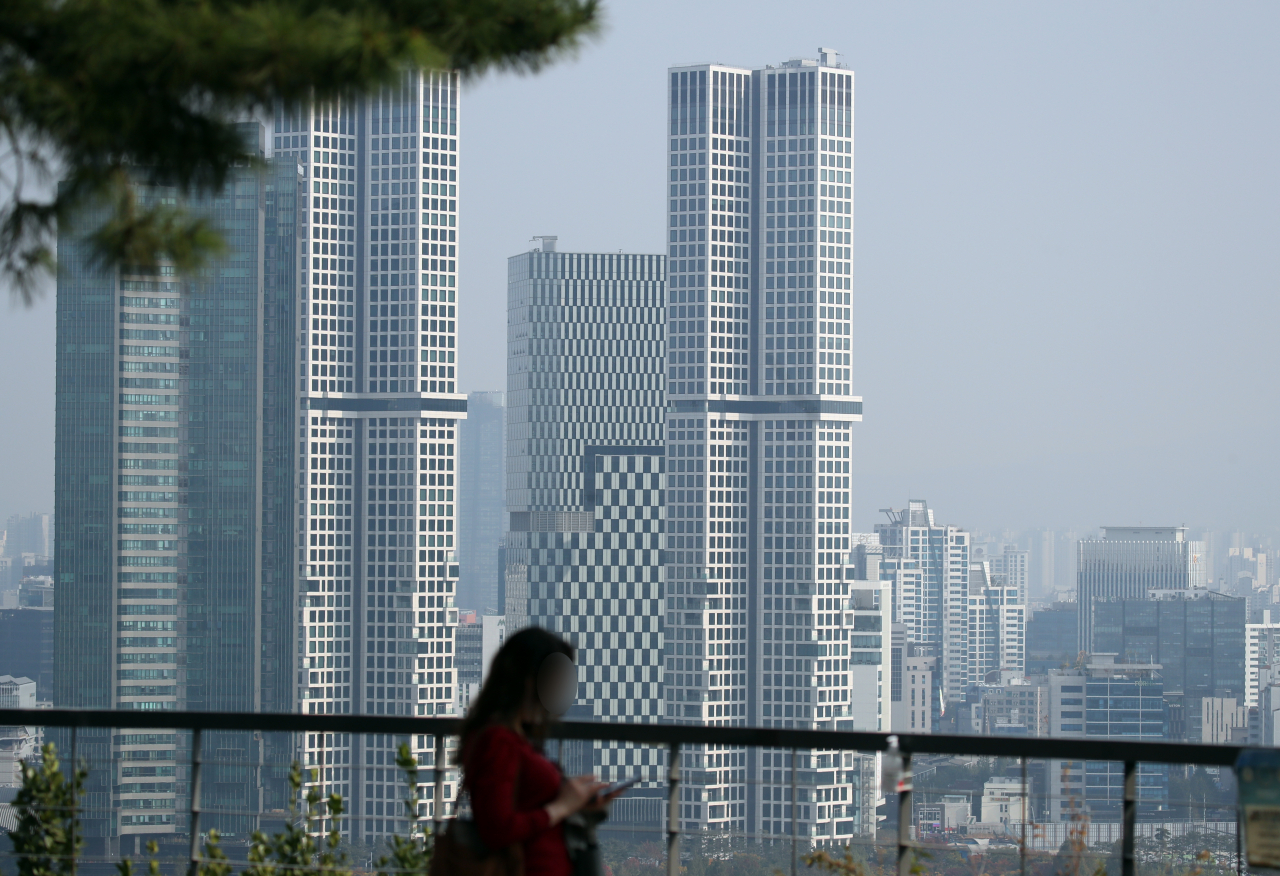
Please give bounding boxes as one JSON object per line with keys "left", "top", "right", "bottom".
{"left": 460, "top": 627, "right": 615, "bottom": 876}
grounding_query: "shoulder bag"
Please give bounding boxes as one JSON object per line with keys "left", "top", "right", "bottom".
{"left": 429, "top": 815, "right": 522, "bottom": 876}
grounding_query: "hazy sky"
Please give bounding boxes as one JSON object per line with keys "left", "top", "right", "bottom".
{"left": 3, "top": 2, "right": 1278, "bottom": 534}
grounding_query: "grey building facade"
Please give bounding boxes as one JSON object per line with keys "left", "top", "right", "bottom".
{"left": 1077, "top": 526, "right": 1205, "bottom": 651}
{"left": 1089, "top": 589, "right": 1244, "bottom": 741}
{"left": 458, "top": 391, "right": 505, "bottom": 614}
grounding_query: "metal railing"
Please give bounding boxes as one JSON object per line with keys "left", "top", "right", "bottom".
{"left": 0, "top": 708, "right": 1249, "bottom": 876}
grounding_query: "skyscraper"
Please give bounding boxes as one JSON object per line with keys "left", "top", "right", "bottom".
{"left": 1076, "top": 527, "right": 1206, "bottom": 651}
{"left": 275, "top": 74, "right": 467, "bottom": 842}
{"left": 458, "top": 391, "right": 505, "bottom": 614}
{"left": 504, "top": 238, "right": 668, "bottom": 785}
{"left": 55, "top": 123, "right": 300, "bottom": 848}
{"left": 664, "top": 48, "right": 867, "bottom": 842}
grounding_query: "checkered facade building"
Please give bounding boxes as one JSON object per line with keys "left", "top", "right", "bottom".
{"left": 505, "top": 244, "right": 668, "bottom": 786}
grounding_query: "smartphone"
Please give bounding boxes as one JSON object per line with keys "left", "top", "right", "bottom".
{"left": 599, "top": 776, "right": 640, "bottom": 798}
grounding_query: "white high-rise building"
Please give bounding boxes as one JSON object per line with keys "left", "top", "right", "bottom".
{"left": 875, "top": 501, "right": 972, "bottom": 703}
{"left": 274, "top": 73, "right": 466, "bottom": 842}
{"left": 991, "top": 546, "right": 1029, "bottom": 598}
{"left": 889, "top": 623, "right": 935, "bottom": 734}
{"left": 663, "top": 48, "right": 869, "bottom": 845}
{"left": 968, "top": 561, "right": 1026, "bottom": 685}
{"left": 1246, "top": 610, "right": 1280, "bottom": 710}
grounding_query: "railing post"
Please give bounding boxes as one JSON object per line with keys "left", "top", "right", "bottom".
{"left": 1122, "top": 760, "right": 1136, "bottom": 876}
{"left": 432, "top": 733, "right": 446, "bottom": 837}
{"left": 188, "top": 728, "right": 202, "bottom": 876}
{"left": 667, "top": 742, "right": 680, "bottom": 876}
{"left": 1020, "top": 756, "right": 1027, "bottom": 876}
{"left": 896, "top": 750, "right": 912, "bottom": 876}
{"left": 1237, "top": 782, "right": 1244, "bottom": 876}
{"left": 790, "top": 748, "right": 798, "bottom": 876}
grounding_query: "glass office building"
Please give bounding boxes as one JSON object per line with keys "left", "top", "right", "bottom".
{"left": 55, "top": 123, "right": 300, "bottom": 849}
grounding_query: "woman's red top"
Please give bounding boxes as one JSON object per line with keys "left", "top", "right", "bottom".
{"left": 465, "top": 724, "right": 571, "bottom": 876}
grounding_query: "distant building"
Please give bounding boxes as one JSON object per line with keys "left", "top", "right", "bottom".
{"left": 1047, "top": 656, "right": 1166, "bottom": 822}
{"left": 455, "top": 613, "right": 482, "bottom": 711}
{"left": 875, "top": 501, "right": 971, "bottom": 703}
{"left": 981, "top": 679, "right": 1049, "bottom": 736}
{"left": 1076, "top": 526, "right": 1206, "bottom": 651}
{"left": 990, "top": 546, "right": 1029, "bottom": 600}
{"left": 18, "top": 576, "right": 53, "bottom": 608}
{"left": 1034, "top": 531, "right": 1055, "bottom": 598}
{"left": 1089, "top": 588, "right": 1244, "bottom": 741}
{"left": 458, "top": 392, "right": 505, "bottom": 614}
{"left": 980, "top": 777, "right": 1026, "bottom": 825}
{"left": 0, "top": 676, "right": 39, "bottom": 788}
{"left": 1246, "top": 611, "right": 1280, "bottom": 709}
{"left": 481, "top": 613, "right": 506, "bottom": 679}
{"left": 1222, "top": 545, "right": 1269, "bottom": 597}
{"left": 0, "top": 599, "right": 53, "bottom": 700}
{"left": 454, "top": 612, "right": 506, "bottom": 715}
{"left": 967, "top": 561, "right": 1025, "bottom": 685}
{"left": 2, "top": 552, "right": 52, "bottom": 593}
{"left": 1200, "top": 697, "right": 1247, "bottom": 744}
{"left": 1026, "top": 604, "right": 1078, "bottom": 675}
{"left": 889, "top": 624, "right": 935, "bottom": 733}
{"left": 0, "top": 676, "right": 35, "bottom": 710}
{"left": 455, "top": 613, "right": 481, "bottom": 685}
{"left": 3, "top": 513, "right": 52, "bottom": 563}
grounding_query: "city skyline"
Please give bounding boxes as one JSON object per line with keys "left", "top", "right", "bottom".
{"left": 6, "top": 5, "right": 1280, "bottom": 872}
{"left": 5, "top": 6, "right": 1280, "bottom": 533}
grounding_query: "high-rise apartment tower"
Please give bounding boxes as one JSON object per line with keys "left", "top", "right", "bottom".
{"left": 274, "top": 75, "right": 466, "bottom": 842}
{"left": 664, "top": 48, "right": 867, "bottom": 842}
{"left": 875, "top": 501, "right": 971, "bottom": 702}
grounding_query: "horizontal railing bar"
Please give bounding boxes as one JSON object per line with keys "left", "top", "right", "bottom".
{"left": 0, "top": 708, "right": 1243, "bottom": 767}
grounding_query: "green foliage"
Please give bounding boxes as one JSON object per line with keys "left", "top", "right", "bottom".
{"left": 373, "top": 743, "right": 432, "bottom": 876}
{"left": 243, "top": 761, "right": 351, "bottom": 876}
{"left": 802, "top": 844, "right": 870, "bottom": 876}
{"left": 115, "top": 840, "right": 161, "bottom": 876}
{"left": 9, "top": 742, "right": 85, "bottom": 876}
{"left": 197, "top": 830, "right": 234, "bottom": 876}
{"left": 4, "top": 749, "right": 442, "bottom": 876}
{"left": 0, "top": 0, "right": 598, "bottom": 299}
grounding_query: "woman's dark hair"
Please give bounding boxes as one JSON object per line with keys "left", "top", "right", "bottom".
{"left": 460, "top": 626, "right": 574, "bottom": 753}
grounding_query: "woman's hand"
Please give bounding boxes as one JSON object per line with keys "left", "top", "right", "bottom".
{"left": 544, "top": 774, "right": 607, "bottom": 826}
{"left": 582, "top": 784, "right": 626, "bottom": 813}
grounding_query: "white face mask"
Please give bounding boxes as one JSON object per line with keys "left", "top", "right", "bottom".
{"left": 537, "top": 652, "right": 576, "bottom": 716}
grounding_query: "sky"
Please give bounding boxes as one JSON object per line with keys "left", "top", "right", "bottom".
{"left": 2, "top": 2, "right": 1278, "bottom": 534}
